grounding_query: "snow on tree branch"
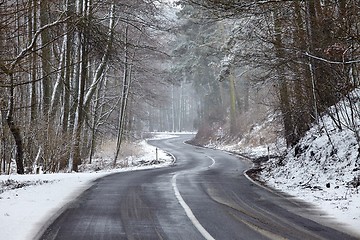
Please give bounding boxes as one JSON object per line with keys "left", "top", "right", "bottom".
{"left": 9, "top": 15, "right": 71, "bottom": 72}
{"left": 304, "top": 52, "right": 360, "bottom": 65}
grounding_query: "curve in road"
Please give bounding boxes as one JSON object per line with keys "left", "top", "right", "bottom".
{"left": 37, "top": 134, "right": 358, "bottom": 240}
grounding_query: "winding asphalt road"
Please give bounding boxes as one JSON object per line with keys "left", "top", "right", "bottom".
{"left": 37, "top": 134, "right": 358, "bottom": 240}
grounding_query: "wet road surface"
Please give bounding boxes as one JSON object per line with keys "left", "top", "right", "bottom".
{"left": 37, "top": 135, "right": 358, "bottom": 240}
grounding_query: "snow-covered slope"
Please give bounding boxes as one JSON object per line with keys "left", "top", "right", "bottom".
{"left": 260, "top": 90, "right": 360, "bottom": 235}
{"left": 200, "top": 89, "right": 360, "bottom": 236}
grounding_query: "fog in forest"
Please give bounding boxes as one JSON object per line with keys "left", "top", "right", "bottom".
{"left": 1, "top": 0, "right": 359, "bottom": 174}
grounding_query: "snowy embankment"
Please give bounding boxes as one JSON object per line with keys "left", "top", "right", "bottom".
{"left": 259, "top": 97, "right": 360, "bottom": 236}
{"left": 208, "top": 91, "right": 360, "bottom": 237}
{"left": 0, "top": 134, "right": 175, "bottom": 240}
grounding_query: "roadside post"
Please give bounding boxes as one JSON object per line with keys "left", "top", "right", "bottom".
{"left": 156, "top": 148, "right": 158, "bottom": 162}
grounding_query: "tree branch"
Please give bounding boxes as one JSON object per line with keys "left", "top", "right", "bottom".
{"left": 304, "top": 52, "right": 360, "bottom": 65}
{"left": 9, "top": 14, "right": 71, "bottom": 71}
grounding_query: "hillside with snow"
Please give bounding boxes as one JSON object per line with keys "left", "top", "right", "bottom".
{"left": 202, "top": 89, "right": 360, "bottom": 236}
{"left": 259, "top": 90, "right": 360, "bottom": 235}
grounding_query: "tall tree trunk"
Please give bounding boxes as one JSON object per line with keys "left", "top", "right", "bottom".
{"left": 71, "top": 25, "right": 88, "bottom": 172}
{"left": 114, "top": 21, "right": 142, "bottom": 164}
{"left": 243, "top": 78, "right": 249, "bottom": 112}
{"left": 305, "top": 0, "right": 319, "bottom": 124}
{"left": 83, "top": 3, "right": 115, "bottom": 109}
{"left": 88, "top": 82, "right": 102, "bottom": 164}
{"left": 62, "top": 0, "right": 75, "bottom": 133}
{"left": 0, "top": 110, "right": 5, "bottom": 174}
{"left": 274, "top": 8, "right": 295, "bottom": 146}
{"left": 26, "top": 0, "right": 38, "bottom": 165}
{"left": 171, "top": 85, "right": 176, "bottom": 132}
{"left": 6, "top": 74, "right": 24, "bottom": 174}
{"left": 179, "top": 81, "right": 184, "bottom": 131}
{"left": 229, "top": 68, "right": 237, "bottom": 134}
{"left": 68, "top": 0, "right": 88, "bottom": 172}
{"left": 30, "top": 0, "right": 37, "bottom": 123}
{"left": 40, "top": 0, "right": 52, "bottom": 116}
{"left": 291, "top": 1, "right": 312, "bottom": 138}
{"left": 114, "top": 24, "right": 130, "bottom": 165}
{"left": 48, "top": 37, "right": 67, "bottom": 119}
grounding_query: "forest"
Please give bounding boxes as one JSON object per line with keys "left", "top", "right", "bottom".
{"left": 0, "top": 0, "right": 181, "bottom": 174}
{"left": 1, "top": 0, "right": 359, "bottom": 175}
{"left": 174, "top": 0, "right": 360, "bottom": 151}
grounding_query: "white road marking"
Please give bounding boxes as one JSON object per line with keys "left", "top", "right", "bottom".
{"left": 206, "top": 155, "right": 216, "bottom": 168}
{"left": 171, "top": 174, "right": 215, "bottom": 240}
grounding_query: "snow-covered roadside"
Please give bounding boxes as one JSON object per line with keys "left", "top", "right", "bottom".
{"left": 0, "top": 136, "right": 174, "bottom": 240}
{"left": 0, "top": 173, "right": 108, "bottom": 240}
{"left": 258, "top": 121, "right": 360, "bottom": 236}
{"left": 209, "top": 91, "right": 360, "bottom": 237}
{"left": 211, "top": 139, "right": 360, "bottom": 237}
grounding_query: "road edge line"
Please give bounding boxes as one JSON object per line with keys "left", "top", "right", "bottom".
{"left": 205, "top": 155, "right": 216, "bottom": 168}
{"left": 171, "top": 174, "right": 215, "bottom": 240}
